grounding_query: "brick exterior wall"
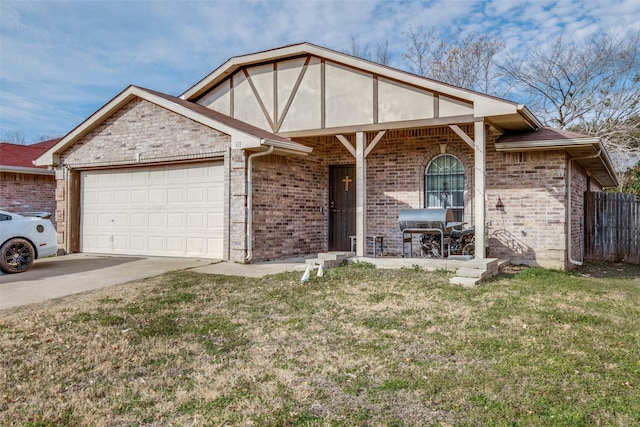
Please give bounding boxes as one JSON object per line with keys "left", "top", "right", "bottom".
{"left": 0, "top": 172, "right": 57, "bottom": 226}
{"left": 249, "top": 126, "right": 578, "bottom": 268}
{"left": 50, "top": 96, "right": 589, "bottom": 268}
{"left": 567, "top": 162, "right": 603, "bottom": 268}
{"left": 253, "top": 156, "right": 329, "bottom": 260}
{"left": 250, "top": 127, "right": 476, "bottom": 261}
{"left": 61, "top": 99, "right": 230, "bottom": 167}
{"left": 230, "top": 149, "right": 248, "bottom": 262}
{"left": 485, "top": 143, "right": 568, "bottom": 269}
{"left": 55, "top": 98, "right": 233, "bottom": 256}
{"left": 251, "top": 141, "right": 329, "bottom": 260}
{"left": 365, "top": 127, "right": 475, "bottom": 256}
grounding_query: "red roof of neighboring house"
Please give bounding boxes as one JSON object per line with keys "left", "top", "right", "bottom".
{"left": 0, "top": 138, "right": 61, "bottom": 169}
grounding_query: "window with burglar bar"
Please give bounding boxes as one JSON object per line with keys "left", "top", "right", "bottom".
{"left": 424, "top": 154, "right": 464, "bottom": 221}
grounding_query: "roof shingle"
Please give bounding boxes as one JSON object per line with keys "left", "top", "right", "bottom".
{"left": 0, "top": 139, "right": 60, "bottom": 169}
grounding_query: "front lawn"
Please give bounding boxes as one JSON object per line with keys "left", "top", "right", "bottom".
{"left": 1, "top": 262, "right": 639, "bottom": 426}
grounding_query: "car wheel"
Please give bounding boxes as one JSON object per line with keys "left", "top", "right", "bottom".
{"left": 0, "top": 238, "right": 35, "bottom": 274}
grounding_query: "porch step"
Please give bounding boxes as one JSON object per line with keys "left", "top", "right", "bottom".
{"left": 449, "top": 276, "right": 482, "bottom": 287}
{"left": 306, "top": 252, "right": 354, "bottom": 268}
{"left": 449, "top": 258, "right": 499, "bottom": 286}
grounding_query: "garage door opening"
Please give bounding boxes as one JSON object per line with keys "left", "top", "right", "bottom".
{"left": 80, "top": 162, "right": 224, "bottom": 258}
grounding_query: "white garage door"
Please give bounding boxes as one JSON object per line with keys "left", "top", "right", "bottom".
{"left": 81, "top": 163, "right": 224, "bottom": 258}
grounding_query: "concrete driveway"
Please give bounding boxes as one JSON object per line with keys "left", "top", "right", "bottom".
{"left": 0, "top": 254, "right": 214, "bottom": 311}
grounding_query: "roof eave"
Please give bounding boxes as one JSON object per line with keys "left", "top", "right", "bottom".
{"left": 0, "top": 165, "right": 55, "bottom": 175}
{"left": 34, "top": 85, "right": 141, "bottom": 166}
{"left": 34, "top": 86, "right": 309, "bottom": 166}
{"left": 262, "top": 138, "right": 313, "bottom": 156}
{"left": 593, "top": 140, "right": 619, "bottom": 188}
{"left": 517, "top": 104, "right": 543, "bottom": 130}
{"left": 494, "top": 137, "right": 601, "bottom": 152}
{"left": 495, "top": 137, "right": 619, "bottom": 188}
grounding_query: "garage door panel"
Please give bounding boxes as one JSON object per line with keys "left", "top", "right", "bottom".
{"left": 149, "top": 189, "right": 165, "bottom": 203}
{"left": 113, "top": 213, "right": 129, "bottom": 226}
{"left": 187, "top": 213, "right": 204, "bottom": 227}
{"left": 167, "top": 213, "right": 184, "bottom": 227}
{"left": 95, "top": 235, "right": 112, "bottom": 250}
{"left": 81, "top": 163, "right": 224, "bottom": 258}
{"left": 130, "top": 236, "right": 146, "bottom": 251}
{"left": 166, "top": 237, "right": 184, "bottom": 252}
{"left": 97, "top": 213, "right": 112, "bottom": 227}
{"left": 168, "top": 188, "right": 185, "bottom": 203}
{"left": 148, "top": 213, "right": 164, "bottom": 228}
{"left": 98, "top": 191, "right": 112, "bottom": 204}
{"left": 207, "top": 212, "right": 223, "bottom": 227}
{"left": 113, "top": 236, "right": 129, "bottom": 250}
{"left": 113, "top": 190, "right": 130, "bottom": 204}
{"left": 186, "top": 238, "right": 204, "bottom": 252}
{"left": 186, "top": 188, "right": 205, "bottom": 203}
{"left": 130, "top": 214, "right": 146, "bottom": 227}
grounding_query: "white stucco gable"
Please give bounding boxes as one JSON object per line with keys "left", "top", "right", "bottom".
{"left": 182, "top": 42, "right": 541, "bottom": 136}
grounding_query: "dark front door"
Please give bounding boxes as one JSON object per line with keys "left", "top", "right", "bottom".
{"left": 329, "top": 164, "right": 356, "bottom": 251}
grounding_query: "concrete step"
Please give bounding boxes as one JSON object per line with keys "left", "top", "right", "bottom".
{"left": 306, "top": 252, "right": 354, "bottom": 268}
{"left": 455, "top": 267, "right": 488, "bottom": 279}
{"left": 452, "top": 258, "right": 500, "bottom": 285}
{"left": 449, "top": 276, "right": 481, "bottom": 287}
{"left": 317, "top": 252, "right": 353, "bottom": 261}
{"left": 306, "top": 258, "right": 339, "bottom": 268}
{"left": 464, "top": 258, "right": 499, "bottom": 270}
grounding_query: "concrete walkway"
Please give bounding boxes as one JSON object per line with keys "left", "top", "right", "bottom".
{"left": 0, "top": 253, "right": 311, "bottom": 311}
{"left": 192, "top": 256, "right": 311, "bottom": 277}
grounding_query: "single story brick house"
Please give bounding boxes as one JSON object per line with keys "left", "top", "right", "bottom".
{"left": 1, "top": 139, "right": 60, "bottom": 225}
{"left": 36, "top": 43, "right": 617, "bottom": 269}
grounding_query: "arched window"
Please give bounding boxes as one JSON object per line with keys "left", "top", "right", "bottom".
{"left": 425, "top": 154, "right": 464, "bottom": 220}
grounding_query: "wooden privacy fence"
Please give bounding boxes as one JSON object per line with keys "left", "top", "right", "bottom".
{"left": 584, "top": 192, "right": 640, "bottom": 264}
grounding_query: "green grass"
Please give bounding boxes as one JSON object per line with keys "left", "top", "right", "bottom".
{"left": 1, "top": 262, "right": 639, "bottom": 426}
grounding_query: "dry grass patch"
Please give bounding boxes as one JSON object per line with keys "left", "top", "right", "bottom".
{"left": 1, "top": 262, "right": 639, "bottom": 426}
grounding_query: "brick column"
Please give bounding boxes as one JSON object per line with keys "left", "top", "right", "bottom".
{"left": 355, "top": 132, "right": 366, "bottom": 257}
{"left": 229, "top": 149, "right": 247, "bottom": 262}
{"left": 474, "top": 121, "right": 486, "bottom": 258}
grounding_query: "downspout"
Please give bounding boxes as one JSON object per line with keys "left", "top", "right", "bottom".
{"left": 246, "top": 144, "right": 274, "bottom": 262}
{"left": 567, "top": 149, "right": 601, "bottom": 266}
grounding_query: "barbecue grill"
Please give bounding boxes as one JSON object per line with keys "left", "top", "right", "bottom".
{"left": 398, "top": 208, "right": 460, "bottom": 257}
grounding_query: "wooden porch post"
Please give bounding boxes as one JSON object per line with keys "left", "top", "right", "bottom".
{"left": 355, "top": 131, "right": 366, "bottom": 257}
{"left": 474, "top": 121, "right": 486, "bottom": 259}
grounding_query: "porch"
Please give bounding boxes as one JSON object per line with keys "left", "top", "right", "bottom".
{"left": 193, "top": 252, "right": 503, "bottom": 286}
{"left": 304, "top": 252, "right": 502, "bottom": 286}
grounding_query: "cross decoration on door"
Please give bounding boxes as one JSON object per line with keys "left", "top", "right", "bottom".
{"left": 342, "top": 175, "right": 352, "bottom": 192}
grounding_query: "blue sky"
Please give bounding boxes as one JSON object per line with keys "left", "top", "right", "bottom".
{"left": 1, "top": 0, "right": 639, "bottom": 143}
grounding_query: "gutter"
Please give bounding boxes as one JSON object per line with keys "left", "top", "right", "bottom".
{"left": 495, "top": 137, "right": 600, "bottom": 152}
{"left": 245, "top": 143, "right": 274, "bottom": 262}
{"left": 567, "top": 149, "right": 602, "bottom": 266}
{"left": 1, "top": 165, "right": 55, "bottom": 175}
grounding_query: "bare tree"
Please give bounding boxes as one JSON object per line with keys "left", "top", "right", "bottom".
{"left": 499, "top": 31, "right": 640, "bottom": 173}
{"left": 343, "top": 36, "right": 392, "bottom": 66}
{"left": 1, "top": 130, "right": 27, "bottom": 145}
{"left": 402, "top": 26, "right": 503, "bottom": 94}
{"left": 373, "top": 40, "right": 392, "bottom": 65}
{"left": 342, "top": 35, "right": 370, "bottom": 60}
{"left": 33, "top": 134, "right": 62, "bottom": 143}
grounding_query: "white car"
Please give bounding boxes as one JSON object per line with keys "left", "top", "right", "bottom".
{"left": 0, "top": 210, "right": 57, "bottom": 274}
